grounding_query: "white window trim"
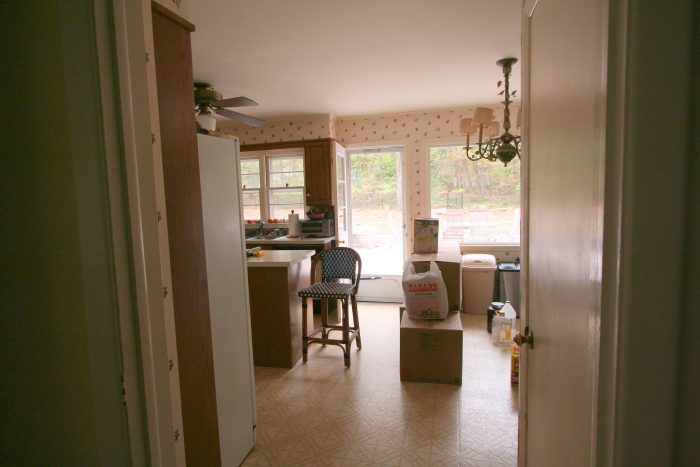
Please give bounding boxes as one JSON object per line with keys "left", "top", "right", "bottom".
{"left": 241, "top": 148, "right": 305, "bottom": 221}
{"left": 267, "top": 155, "right": 305, "bottom": 216}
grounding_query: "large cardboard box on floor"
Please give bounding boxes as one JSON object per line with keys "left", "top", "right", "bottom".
{"left": 400, "top": 311, "right": 463, "bottom": 385}
{"left": 410, "top": 253, "right": 462, "bottom": 313}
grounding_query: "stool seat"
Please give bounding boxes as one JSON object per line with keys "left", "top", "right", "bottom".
{"left": 299, "top": 282, "right": 355, "bottom": 299}
{"left": 298, "top": 247, "right": 362, "bottom": 367}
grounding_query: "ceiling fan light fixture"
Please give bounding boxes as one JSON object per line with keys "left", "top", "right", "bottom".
{"left": 193, "top": 82, "right": 266, "bottom": 129}
{"left": 197, "top": 108, "right": 217, "bottom": 132}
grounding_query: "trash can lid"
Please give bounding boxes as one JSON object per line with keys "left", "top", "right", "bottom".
{"left": 461, "top": 254, "right": 497, "bottom": 269}
{"left": 498, "top": 261, "right": 521, "bottom": 271}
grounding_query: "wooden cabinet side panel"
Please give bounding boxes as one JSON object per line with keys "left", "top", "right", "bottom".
{"left": 247, "top": 267, "right": 293, "bottom": 367}
{"left": 152, "top": 8, "right": 221, "bottom": 466}
{"left": 287, "top": 258, "right": 312, "bottom": 358}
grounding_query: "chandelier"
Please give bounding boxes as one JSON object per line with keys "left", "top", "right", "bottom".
{"left": 460, "top": 58, "right": 521, "bottom": 166}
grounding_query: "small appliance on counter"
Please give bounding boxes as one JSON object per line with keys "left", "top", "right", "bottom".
{"left": 300, "top": 218, "right": 334, "bottom": 238}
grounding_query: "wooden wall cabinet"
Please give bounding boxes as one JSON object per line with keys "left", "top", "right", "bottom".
{"left": 303, "top": 140, "right": 333, "bottom": 206}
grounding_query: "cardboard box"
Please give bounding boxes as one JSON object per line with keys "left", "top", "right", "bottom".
{"left": 413, "top": 218, "right": 439, "bottom": 253}
{"left": 400, "top": 311, "right": 463, "bottom": 385}
{"left": 410, "top": 253, "right": 462, "bottom": 312}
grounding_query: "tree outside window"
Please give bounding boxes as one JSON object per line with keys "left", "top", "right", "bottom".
{"left": 430, "top": 145, "right": 520, "bottom": 249}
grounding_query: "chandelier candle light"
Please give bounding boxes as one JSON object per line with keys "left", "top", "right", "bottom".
{"left": 461, "top": 57, "right": 521, "bottom": 166}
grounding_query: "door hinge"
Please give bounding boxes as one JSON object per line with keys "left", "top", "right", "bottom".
{"left": 168, "top": 359, "right": 174, "bottom": 371}
{"left": 163, "top": 286, "right": 168, "bottom": 299}
{"left": 157, "top": 211, "right": 162, "bottom": 223}
{"left": 174, "top": 429, "right": 180, "bottom": 441}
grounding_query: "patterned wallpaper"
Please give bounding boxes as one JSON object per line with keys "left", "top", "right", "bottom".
{"left": 217, "top": 104, "right": 520, "bottom": 244}
{"left": 217, "top": 115, "right": 333, "bottom": 144}
{"left": 335, "top": 107, "right": 504, "bottom": 221}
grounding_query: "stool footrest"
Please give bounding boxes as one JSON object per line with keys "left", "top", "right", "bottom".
{"left": 305, "top": 330, "right": 358, "bottom": 347}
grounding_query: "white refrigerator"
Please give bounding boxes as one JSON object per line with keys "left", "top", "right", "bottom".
{"left": 197, "top": 134, "right": 256, "bottom": 466}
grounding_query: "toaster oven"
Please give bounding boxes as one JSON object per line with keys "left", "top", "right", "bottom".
{"left": 300, "top": 219, "right": 335, "bottom": 238}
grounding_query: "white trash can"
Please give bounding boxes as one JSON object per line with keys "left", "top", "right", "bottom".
{"left": 461, "top": 254, "right": 497, "bottom": 314}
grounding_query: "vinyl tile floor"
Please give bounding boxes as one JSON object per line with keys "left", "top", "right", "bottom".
{"left": 243, "top": 303, "right": 518, "bottom": 466}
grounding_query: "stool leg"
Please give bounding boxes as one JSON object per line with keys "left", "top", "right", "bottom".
{"left": 321, "top": 298, "right": 328, "bottom": 341}
{"left": 351, "top": 295, "right": 361, "bottom": 350}
{"left": 302, "top": 297, "right": 308, "bottom": 363}
{"left": 342, "top": 297, "right": 350, "bottom": 367}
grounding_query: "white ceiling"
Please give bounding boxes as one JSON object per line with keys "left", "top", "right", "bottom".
{"left": 190, "top": 0, "right": 521, "bottom": 119}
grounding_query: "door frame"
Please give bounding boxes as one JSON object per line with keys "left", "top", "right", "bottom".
{"left": 108, "top": 0, "right": 184, "bottom": 465}
{"left": 345, "top": 145, "right": 408, "bottom": 301}
{"left": 518, "top": 3, "right": 534, "bottom": 464}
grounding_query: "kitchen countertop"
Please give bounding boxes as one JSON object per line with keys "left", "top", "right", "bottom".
{"left": 247, "top": 249, "right": 315, "bottom": 267}
{"left": 245, "top": 235, "right": 334, "bottom": 245}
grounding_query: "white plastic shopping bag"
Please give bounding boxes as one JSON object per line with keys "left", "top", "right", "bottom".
{"left": 402, "top": 260, "right": 449, "bottom": 319}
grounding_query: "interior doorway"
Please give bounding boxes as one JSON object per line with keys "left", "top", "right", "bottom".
{"left": 346, "top": 147, "right": 406, "bottom": 302}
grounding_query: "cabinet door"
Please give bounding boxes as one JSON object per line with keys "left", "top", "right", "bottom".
{"left": 304, "top": 141, "right": 333, "bottom": 205}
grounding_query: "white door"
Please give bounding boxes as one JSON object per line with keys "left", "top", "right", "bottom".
{"left": 520, "top": 0, "right": 607, "bottom": 465}
{"left": 197, "top": 134, "right": 256, "bottom": 466}
{"left": 347, "top": 147, "right": 407, "bottom": 302}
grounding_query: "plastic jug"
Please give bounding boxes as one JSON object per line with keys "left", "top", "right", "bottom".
{"left": 492, "top": 301, "right": 516, "bottom": 347}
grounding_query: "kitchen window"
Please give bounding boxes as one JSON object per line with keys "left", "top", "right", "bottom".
{"left": 241, "top": 149, "right": 305, "bottom": 221}
{"left": 429, "top": 144, "right": 520, "bottom": 249}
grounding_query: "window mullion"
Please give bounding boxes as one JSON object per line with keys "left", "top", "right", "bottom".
{"left": 260, "top": 154, "right": 270, "bottom": 220}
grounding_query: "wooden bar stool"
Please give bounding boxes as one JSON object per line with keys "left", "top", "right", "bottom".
{"left": 298, "top": 247, "right": 362, "bottom": 367}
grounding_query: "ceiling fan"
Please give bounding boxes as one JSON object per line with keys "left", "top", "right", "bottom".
{"left": 194, "top": 82, "right": 266, "bottom": 131}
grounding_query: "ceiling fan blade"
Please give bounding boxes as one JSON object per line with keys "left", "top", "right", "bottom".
{"left": 214, "top": 108, "right": 266, "bottom": 128}
{"left": 211, "top": 96, "right": 258, "bottom": 108}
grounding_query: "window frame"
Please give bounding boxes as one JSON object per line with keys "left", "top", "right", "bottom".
{"left": 427, "top": 141, "right": 521, "bottom": 247}
{"left": 240, "top": 148, "right": 305, "bottom": 221}
{"left": 240, "top": 157, "right": 263, "bottom": 222}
